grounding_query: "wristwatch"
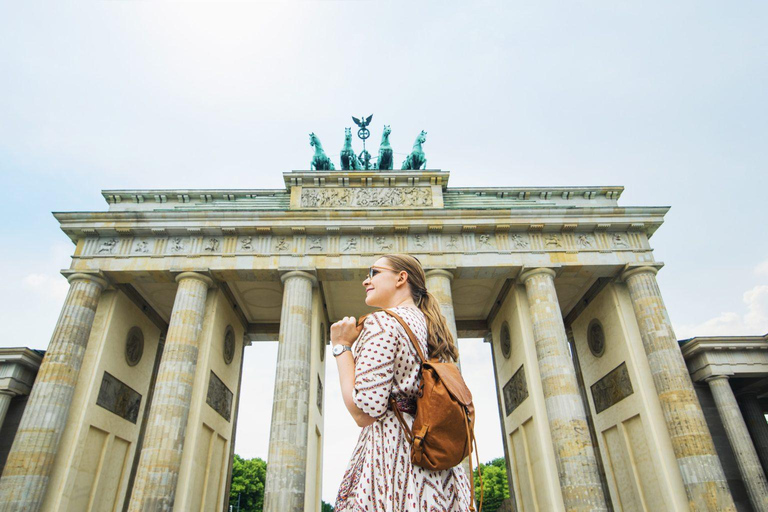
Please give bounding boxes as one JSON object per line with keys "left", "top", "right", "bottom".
{"left": 332, "top": 345, "right": 352, "bottom": 357}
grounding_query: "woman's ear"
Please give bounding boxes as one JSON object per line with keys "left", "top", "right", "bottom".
{"left": 396, "top": 271, "right": 409, "bottom": 288}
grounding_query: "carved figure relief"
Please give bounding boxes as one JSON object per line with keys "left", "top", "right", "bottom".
{"left": 309, "top": 236, "right": 323, "bottom": 251}
{"left": 204, "top": 238, "right": 220, "bottom": 252}
{"left": 503, "top": 366, "right": 528, "bottom": 416}
{"left": 98, "top": 238, "right": 118, "bottom": 254}
{"left": 447, "top": 235, "right": 459, "bottom": 249}
{"left": 206, "top": 371, "right": 233, "bottom": 421}
{"left": 170, "top": 237, "right": 186, "bottom": 253}
{"left": 544, "top": 234, "right": 562, "bottom": 248}
{"left": 240, "top": 236, "right": 253, "bottom": 251}
{"left": 577, "top": 234, "right": 594, "bottom": 248}
{"left": 275, "top": 237, "right": 290, "bottom": 252}
{"left": 375, "top": 236, "right": 393, "bottom": 251}
{"left": 510, "top": 234, "right": 529, "bottom": 249}
{"left": 413, "top": 235, "right": 426, "bottom": 249}
{"left": 478, "top": 234, "right": 494, "bottom": 249}
{"left": 97, "top": 372, "right": 142, "bottom": 424}
{"left": 342, "top": 237, "right": 358, "bottom": 252}
{"left": 134, "top": 240, "right": 150, "bottom": 253}
{"left": 591, "top": 362, "right": 634, "bottom": 414}
{"left": 301, "top": 187, "right": 432, "bottom": 208}
{"left": 613, "top": 234, "right": 629, "bottom": 247}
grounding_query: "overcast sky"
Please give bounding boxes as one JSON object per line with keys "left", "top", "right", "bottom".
{"left": 1, "top": 0, "right": 767, "bottom": 504}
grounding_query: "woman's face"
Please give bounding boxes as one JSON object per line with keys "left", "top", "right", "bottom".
{"left": 362, "top": 257, "right": 403, "bottom": 308}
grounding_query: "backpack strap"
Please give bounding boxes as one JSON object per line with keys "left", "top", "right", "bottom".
{"left": 381, "top": 309, "right": 425, "bottom": 445}
{"left": 381, "top": 309, "right": 427, "bottom": 363}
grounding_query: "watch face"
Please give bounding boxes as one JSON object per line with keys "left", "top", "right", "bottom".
{"left": 333, "top": 345, "right": 343, "bottom": 356}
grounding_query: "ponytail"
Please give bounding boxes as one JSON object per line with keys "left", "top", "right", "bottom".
{"left": 380, "top": 254, "right": 459, "bottom": 363}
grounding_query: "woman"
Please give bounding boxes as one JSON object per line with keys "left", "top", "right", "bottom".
{"left": 331, "top": 254, "right": 473, "bottom": 511}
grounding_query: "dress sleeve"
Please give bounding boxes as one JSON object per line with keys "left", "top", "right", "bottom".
{"left": 353, "top": 312, "right": 399, "bottom": 418}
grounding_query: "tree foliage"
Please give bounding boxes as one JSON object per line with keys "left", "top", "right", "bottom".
{"left": 229, "top": 454, "right": 267, "bottom": 512}
{"left": 473, "top": 457, "right": 510, "bottom": 512}
{"left": 321, "top": 501, "right": 334, "bottom": 512}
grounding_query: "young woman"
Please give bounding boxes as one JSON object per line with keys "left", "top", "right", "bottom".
{"left": 331, "top": 254, "right": 473, "bottom": 511}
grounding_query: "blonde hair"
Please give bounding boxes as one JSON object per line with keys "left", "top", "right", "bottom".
{"left": 381, "top": 254, "right": 459, "bottom": 362}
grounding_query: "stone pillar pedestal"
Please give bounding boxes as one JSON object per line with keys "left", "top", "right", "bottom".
{"left": 707, "top": 376, "right": 768, "bottom": 512}
{"left": 741, "top": 393, "right": 768, "bottom": 476}
{"left": 263, "top": 270, "right": 316, "bottom": 512}
{"left": 621, "top": 265, "right": 735, "bottom": 511}
{"left": 128, "top": 272, "right": 213, "bottom": 512}
{"left": 0, "top": 391, "right": 14, "bottom": 434}
{"left": 520, "top": 268, "right": 608, "bottom": 511}
{"left": 0, "top": 272, "right": 107, "bottom": 511}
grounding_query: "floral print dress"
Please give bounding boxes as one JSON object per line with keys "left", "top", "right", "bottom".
{"left": 335, "top": 306, "right": 473, "bottom": 512}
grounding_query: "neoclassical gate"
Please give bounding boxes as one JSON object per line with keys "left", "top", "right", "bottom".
{"left": 0, "top": 169, "right": 737, "bottom": 511}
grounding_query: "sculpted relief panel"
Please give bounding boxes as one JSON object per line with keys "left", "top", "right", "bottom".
{"left": 300, "top": 187, "right": 432, "bottom": 208}
{"left": 82, "top": 230, "right": 646, "bottom": 258}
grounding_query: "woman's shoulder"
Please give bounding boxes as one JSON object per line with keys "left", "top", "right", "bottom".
{"left": 362, "top": 307, "right": 424, "bottom": 332}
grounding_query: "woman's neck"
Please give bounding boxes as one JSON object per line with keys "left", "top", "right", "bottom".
{"left": 386, "top": 296, "right": 418, "bottom": 309}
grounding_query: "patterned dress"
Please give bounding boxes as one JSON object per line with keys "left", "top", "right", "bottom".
{"left": 335, "top": 306, "right": 473, "bottom": 512}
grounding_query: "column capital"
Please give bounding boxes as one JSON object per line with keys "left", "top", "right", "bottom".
{"left": 705, "top": 374, "right": 732, "bottom": 384}
{"left": 518, "top": 267, "right": 557, "bottom": 283}
{"left": 620, "top": 263, "right": 664, "bottom": 282}
{"left": 280, "top": 270, "right": 318, "bottom": 287}
{"left": 64, "top": 271, "right": 109, "bottom": 290}
{"left": 425, "top": 269, "right": 455, "bottom": 281}
{"left": 175, "top": 271, "right": 214, "bottom": 288}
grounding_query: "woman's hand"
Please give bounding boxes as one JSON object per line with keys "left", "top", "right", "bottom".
{"left": 330, "top": 316, "right": 363, "bottom": 347}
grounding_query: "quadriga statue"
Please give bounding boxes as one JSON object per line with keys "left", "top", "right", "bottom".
{"left": 376, "top": 125, "right": 394, "bottom": 170}
{"left": 340, "top": 128, "right": 362, "bottom": 170}
{"left": 401, "top": 130, "right": 427, "bottom": 170}
{"left": 309, "top": 132, "right": 335, "bottom": 170}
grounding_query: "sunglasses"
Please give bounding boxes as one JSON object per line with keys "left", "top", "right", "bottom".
{"left": 368, "top": 265, "right": 398, "bottom": 280}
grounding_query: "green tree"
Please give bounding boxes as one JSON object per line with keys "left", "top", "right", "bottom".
{"left": 229, "top": 454, "right": 267, "bottom": 512}
{"left": 473, "top": 457, "right": 510, "bottom": 512}
{"left": 321, "top": 501, "right": 334, "bottom": 512}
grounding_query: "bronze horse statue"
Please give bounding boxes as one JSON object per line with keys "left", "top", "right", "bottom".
{"left": 376, "top": 125, "right": 393, "bottom": 170}
{"left": 309, "top": 133, "right": 335, "bottom": 170}
{"left": 401, "top": 130, "right": 427, "bottom": 170}
{"left": 340, "top": 128, "right": 362, "bottom": 170}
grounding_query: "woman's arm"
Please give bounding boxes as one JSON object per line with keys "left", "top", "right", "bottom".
{"left": 330, "top": 316, "right": 376, "bottom": 428}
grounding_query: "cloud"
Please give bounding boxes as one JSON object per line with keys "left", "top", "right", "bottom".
{"left": 676, "top": 266, "right": 768, "bottom": 339}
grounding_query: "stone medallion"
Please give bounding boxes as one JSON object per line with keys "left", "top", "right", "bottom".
{"left": 223, "top": 326, "right": 235, "bottom": 365}
{"left": 500, "top": 321, "right": 512, "bottom": 359}
{"left": 125, "top": 327, "right": 144, "bottom": 367}
{"left": 588, "top": 319, "right": 606, "bottom": 358}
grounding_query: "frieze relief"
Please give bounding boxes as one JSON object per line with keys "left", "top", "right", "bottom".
{"left": 84, "top": 230, "right": 645, "bottom": 257}
{"left": 300, "top": 186, "right": 433, "bottom": 208}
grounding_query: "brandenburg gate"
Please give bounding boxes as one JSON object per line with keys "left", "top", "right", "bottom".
{"left": 0, "top": 165, "right": 749, "bottom": 511}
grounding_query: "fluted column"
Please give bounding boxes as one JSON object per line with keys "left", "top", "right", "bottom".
{"left": 741, "top": 393, "right": 768, "bottom": 476}
{"left": 0, "top": 272, "right": 107, "bottom": 511}
{"left": 425, "top": 269, "right": 459, "bottom": 350}
{"left": 707, "top": 376, "right": 768, "bottom": 511}
{"left": 521, "top": 268, "right": 607, "bottom": 511}
{"left": 263, "top": 271, "right": 316, "bottom": 512}
{"left": 621, "top": 265, "right": 735, "bottom": 511}
{"left": 0, "top": 391, "right": 14, "bottom": 434}
{"left": 128, "top": 272, "right": 213, "bottom": 512}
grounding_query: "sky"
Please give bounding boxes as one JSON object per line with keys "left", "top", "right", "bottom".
{"left": 1, "top": 0, "right": 767, "bottom": 504}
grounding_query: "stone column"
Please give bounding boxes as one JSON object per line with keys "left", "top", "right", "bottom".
{"left": 0, "top": 391, "right": 14, "bottom": 434}
{"left": 520, "top": 268, "right": 608, "bottom": 511}
{"left": 128, "top": 272, "right": 213, "bottom": 512}
{"left": 425, "top": 269, "right": 459, "bottom": 349}
{"left": 706, "top": 376, "right": 768, "bottom": 511}
{"left": 621, "top": 265, "right": 735, "bottom": 511}
{"left": 263, "top": 271, "right": 316, "bottom": 512}
{"left": 741, "top": 393, "right": 768, "bottom": 476}
{"left": 0, "top": 272, "right": 107, "bottom": 511}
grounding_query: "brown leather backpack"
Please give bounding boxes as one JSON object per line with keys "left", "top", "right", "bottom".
{"left": 382, "top": 309, "right": 483, "bottom": 512}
